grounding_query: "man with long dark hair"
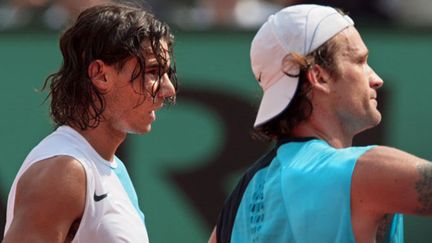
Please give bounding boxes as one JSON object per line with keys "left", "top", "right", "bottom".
{"left": 210, "top": 4, "right": 432, "bottom": 243}
{"left": 3, "top": 3, "right": 177, "bottom": 242}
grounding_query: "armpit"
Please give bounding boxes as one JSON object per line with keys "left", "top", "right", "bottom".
{"left": 376, "top": 214, "right": 392, "bottom": 243}
{"left": 415, "top": 162, "right": 432, "bottom": 215}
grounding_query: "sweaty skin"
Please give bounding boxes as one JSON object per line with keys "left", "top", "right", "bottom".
{"left": 209, "top": 27, "right": 432, "bottom": 243}
{"left": 3, "top": 41, "right": 176, "bottom": 243}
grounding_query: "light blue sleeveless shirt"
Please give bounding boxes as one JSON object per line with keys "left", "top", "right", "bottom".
{"left": 114, "top": 157, "right": 145, "bottom": 223}
{"left": 231, "top": 139, "right": 403, "bottom": 243}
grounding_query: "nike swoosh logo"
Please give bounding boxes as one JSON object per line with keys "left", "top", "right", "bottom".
{"left": 94, "top": 192, "right": 108, "bottom": 202}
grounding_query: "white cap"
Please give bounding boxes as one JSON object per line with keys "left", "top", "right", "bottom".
{"left": 251, "top": 4, "right": 354, "bottom": 127}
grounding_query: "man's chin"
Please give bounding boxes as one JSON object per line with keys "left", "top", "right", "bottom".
{"left": 355, "top": 112, "right": 382, "bottom": 135}
{"left": 127, "top": 125, "right": 152, "bottom": 135}
{"left": 368, "top": 112, "right": 382, "bottom": 129}
{"left": 373, "top": 111, "right": 382, "bottom": 125}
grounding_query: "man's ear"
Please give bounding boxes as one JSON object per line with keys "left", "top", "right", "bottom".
{"left": 88, "top": 60, "right": 111, "bottom": 92}
{"left": 306, "top": 64, "right": 331, "bottom": 93}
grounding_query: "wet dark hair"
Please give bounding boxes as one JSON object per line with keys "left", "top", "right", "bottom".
{"left": 43, "top": 3, "right": 178, "bottom": 130}
{"left": 253, "top": 35, "right": 340, "bottom": 141}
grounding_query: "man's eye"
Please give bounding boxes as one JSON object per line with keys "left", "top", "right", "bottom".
{"left": 146, "top": 70, "right": 159, "bottom": 76}
{"left": 358, "top": 55, "right": 368, "bottom": 64}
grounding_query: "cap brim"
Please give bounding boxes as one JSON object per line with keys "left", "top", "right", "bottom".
{"left": 253, "top": 75, "right": 299, "bottom": 127}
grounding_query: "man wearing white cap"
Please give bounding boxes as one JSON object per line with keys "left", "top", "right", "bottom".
{"left": 209, "top": 4, "right": 432, "bottom": 243}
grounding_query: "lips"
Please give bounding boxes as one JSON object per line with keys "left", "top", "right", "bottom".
{"left": 370, "top": 98, "right": 378, "bottom": 107}
{"left": 154, "top": 105, "right": 164, "bottom": 112}
{"left": 147, "top": 103, "right": 163, "bottom": 121}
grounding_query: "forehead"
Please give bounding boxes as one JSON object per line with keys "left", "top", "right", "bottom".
{"left": 333, "top": 26, "right": 368, "bottom": 57}
{"left": 142, "top": 40, "right": 170, "bottom": 65}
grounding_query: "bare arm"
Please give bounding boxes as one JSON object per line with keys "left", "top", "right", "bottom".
{"left": 352, "top": 146, "right": 432, "bottom": 215}
{"left": 3, "top": 156, "right": 86, "bottom": 243}
{"left": 351, "top": 146, "right": 432, "bottom": 241}
{"left": 208, "top": 227, "right": 217, "bottom": 243}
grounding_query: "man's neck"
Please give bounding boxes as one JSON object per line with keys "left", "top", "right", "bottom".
{"left": 72, "top": 123, "right": 126, "bottom": 162}
{"left": 291, "top": 117, "right": 354, "bottom": 148}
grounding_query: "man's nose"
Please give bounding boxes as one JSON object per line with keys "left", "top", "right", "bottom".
{"left": 369, "top": 66, "right": 384, "bottom": 89}
{"left": 158, "top": 73, "right": 176, "bottom": 98}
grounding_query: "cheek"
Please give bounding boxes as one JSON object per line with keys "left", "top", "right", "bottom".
{"left": 147, "top": 80, "right": 160, "bottom": 96}
{"left": 344, "top": 69, "right": 369, "bottom": 91}
{"left": 129, "top": 81, "right": 154, "bottom": 104}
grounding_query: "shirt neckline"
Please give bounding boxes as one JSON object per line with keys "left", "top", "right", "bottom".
{"left": 56, "top": 125, "right": 118, "bottom": 169}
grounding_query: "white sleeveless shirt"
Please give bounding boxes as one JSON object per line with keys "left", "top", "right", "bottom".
{"left": 4, "top": 126, "right": 149, "bottom": 242}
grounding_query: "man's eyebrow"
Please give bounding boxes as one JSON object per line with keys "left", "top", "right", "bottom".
{"left": 353, "top": 49, "right": 368, "bottom": 61}
{"left": 145, "top": 62, "right": 171, "bottom": 73}
{"left": 145, "top": 63, "right": 160, "bottom": 69}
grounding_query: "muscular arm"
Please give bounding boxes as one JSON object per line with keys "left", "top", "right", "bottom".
{"left": 351, "top": 146, "right": 432, "bottom": 241}
{"left": 3, "top": 156, "right": 86, "bottom": 243}
{"left": 352, "top": 146, "right": 432, "bottom": 215}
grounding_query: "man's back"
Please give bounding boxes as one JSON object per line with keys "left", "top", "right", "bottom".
{"left": 217, "top": 138, "right": 403, "bottom": 242}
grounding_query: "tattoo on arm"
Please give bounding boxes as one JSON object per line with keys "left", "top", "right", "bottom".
{"left": 415, "top": 163, "right": 432, "bottom": 214}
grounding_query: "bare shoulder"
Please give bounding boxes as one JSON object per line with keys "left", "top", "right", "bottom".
{"left": 4, "top": 156, "right": 86, "bottom": 242}
{"left": 356, "top": 145, "right": 430, "bottom": 186}
{"left": 359, "top": 145, "right": 427, "bottom": 166}
{"left": 17, "top": 155, "right": 86, "bottom": 192}
{"left": 353, "top": 145, "right": 432, "bottom": 215}
{"left": 15, "top": 155, "right": 87, "bottom": 217}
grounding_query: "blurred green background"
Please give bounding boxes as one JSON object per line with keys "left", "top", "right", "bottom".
{"left": 1, "top": 28, "right": 432, "bottom": 242}
{"left": 1, "top": 0, "right": 432, "bottom": 242}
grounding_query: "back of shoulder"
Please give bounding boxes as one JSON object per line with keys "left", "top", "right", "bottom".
{"left": 277, "top": 140, "right": 373, "bottom": 167}
{"left": 26, "top": 129, "right": 80, "bottom": 163}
